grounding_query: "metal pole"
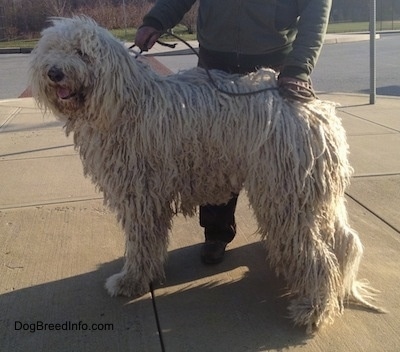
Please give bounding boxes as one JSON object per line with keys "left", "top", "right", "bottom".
{"left": 122, "top": 0, "right": 127, "bottom": 36}
{"left": 392, "top": 0, "right": 395, "bottom": 30}
{"left": 370, "top": 0, "right": 376, "bottom": 104}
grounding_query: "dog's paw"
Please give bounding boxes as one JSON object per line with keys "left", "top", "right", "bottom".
{"left": 288, "top": 296, "right": 342, "bottom": 334}
{"left": 105, "top": 272, "right": 150, "bottom": 298}
{"left": 288, "top": 297, "right": 319, "bottom": 333}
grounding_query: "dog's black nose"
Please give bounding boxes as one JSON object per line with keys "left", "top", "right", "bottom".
{"left": 47, "top": 66, "right": 65, "bottom": 82}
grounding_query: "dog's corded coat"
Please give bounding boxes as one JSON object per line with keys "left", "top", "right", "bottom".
{"left": 29, "top": 17, "right": 384, "bottom": 332}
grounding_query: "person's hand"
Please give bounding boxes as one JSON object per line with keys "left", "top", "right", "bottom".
{"left": 278, "top": 76, "right": 316, "bottom": 102}
{"left": 135, "top": 26, "right": 161, "bottom": 51}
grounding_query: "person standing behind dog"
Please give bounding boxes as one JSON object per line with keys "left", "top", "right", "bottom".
{"left": 135, "top": 0, "right": 332, "bottom": 265}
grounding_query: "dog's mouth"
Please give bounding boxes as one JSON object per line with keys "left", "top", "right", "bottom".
{"left": 47, "top": 66, "right": 78, "bottom": 101}
{"left": 56, "top": 86, "right": 76, "bottom": 100}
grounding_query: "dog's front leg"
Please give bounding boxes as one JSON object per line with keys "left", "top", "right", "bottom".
{"left": 105, "top": 203, "right": 171, "bottom": 298}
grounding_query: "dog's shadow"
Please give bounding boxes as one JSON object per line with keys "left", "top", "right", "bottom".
{"left": 1, "top": 242, "right": 310, "bottom": 352}
{"left": 150, "top": 242, "right": 310, "bottom": 351}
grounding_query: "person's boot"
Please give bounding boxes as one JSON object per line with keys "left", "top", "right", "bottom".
{"left": 200, "top": 240, "right": 228, "bottom": 264}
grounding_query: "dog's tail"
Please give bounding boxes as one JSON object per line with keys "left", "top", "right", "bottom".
{"left": 334, "top": 220, "right": 387, "bottom": 313}
{"left": 349, "top": 280, "right": 387, "bottom": 313}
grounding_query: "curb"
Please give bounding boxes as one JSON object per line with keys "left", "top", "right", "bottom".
{"left": 0, "top": 47, "right": 33, "bottom": 54}
{"left": 324, "top": 33, "right": 380, "bottom": 44}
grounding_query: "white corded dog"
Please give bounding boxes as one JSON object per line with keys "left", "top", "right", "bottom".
{"left": 29, "top": 16, "right": 384, "bottom": 332}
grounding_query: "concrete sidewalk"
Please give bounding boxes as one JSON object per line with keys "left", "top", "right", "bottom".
{"left": 1, "top": 89, "right": 400, "bottom": 350}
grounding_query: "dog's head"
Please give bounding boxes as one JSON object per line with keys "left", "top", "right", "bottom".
{"left": 29, "top": 16, "right": 128, "bottom": 124}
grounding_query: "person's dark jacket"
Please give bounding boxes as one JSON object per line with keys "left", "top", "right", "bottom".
{"left": 141, "top": 0, "right": 332, "bottom": 81}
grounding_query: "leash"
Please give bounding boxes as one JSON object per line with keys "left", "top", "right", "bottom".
{"left": 130, "top": 33, "right": 316, "bottom": 101}
{"left": 129, "top": 31, "right": 282, "bottom": 97}
{"left": 149, "top": 282, "right": 166, "bottom": 352}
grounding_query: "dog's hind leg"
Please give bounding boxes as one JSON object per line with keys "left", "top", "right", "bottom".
{"left": 105, "top": 201, "right": 171, "bottom": 298}
{"left": 249, "top": 194, "right": 345, "bottom": 332}
{"left": 283, "top": 232, "right": 344, "bottom": 333}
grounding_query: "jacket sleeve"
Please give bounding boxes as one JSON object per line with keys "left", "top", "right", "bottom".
{"left": 141, "top": 0, "right": 198, "bottom": 31}
{"left": 280, "top": 0, "right": 332, "bottom": 81}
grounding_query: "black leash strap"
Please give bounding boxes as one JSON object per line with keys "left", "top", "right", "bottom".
{"left": 130, "top": 31, "right": 316, "bottom": 101}
{"left": 149, "top": 282, "right": 166, "bottom": 352}
{"left": 129, "top": 31, "right": 278, "bottom": 97}
{"left": 163, "top": 31, "right": 280, "bottom": 97}
{"left": 128, "top": 39, "right": 176, "bottom": 53}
